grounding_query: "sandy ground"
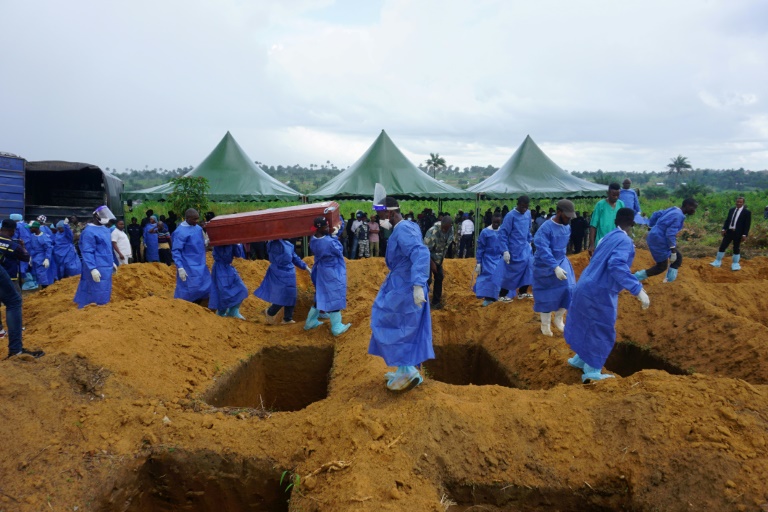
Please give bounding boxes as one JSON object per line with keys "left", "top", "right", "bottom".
{"left": 1, "top": 251, "right": 768, "bottom": 512}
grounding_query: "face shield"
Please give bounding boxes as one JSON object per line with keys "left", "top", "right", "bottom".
{"left": 94, "top": 205, "right": 117, "bottom": 225}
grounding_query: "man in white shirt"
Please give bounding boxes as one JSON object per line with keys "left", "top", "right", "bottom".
{"left": 111, "top": 219, "right": 132, "bottom": 265}
{"left": 458, "top": 214, "right": 475, "bottom": 258}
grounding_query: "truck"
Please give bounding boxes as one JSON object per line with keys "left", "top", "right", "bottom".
{"left": 0, "top": 152, "right": 25, "bottom": 219}
{"left": 23, "top": 160, "right": 123, "bottom": 221}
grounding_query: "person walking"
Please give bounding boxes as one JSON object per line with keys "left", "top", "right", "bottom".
{"left": 564, "top": 208, "right": 650, "bottom": 382}
{"left": 423, "top": 216, "right": 453, "bottom": 309}
{"left": 27, "top": 221, "right": 55, "bottom": 289}
{"left": 368, "top": 216, "right": 380, "bottom": 257}
{"left": 209, "top": 244, "right": 249, "bottom": 319}
{"left": 710, "top": 196, "right": 751, "bottom": 271}
{"left": 474, "top": 212, "right": 504, "bottom": 306}
{"left": 499, "top": 196, "right": 533, "bottom": 301}
{"left": 634, "top": 198, "right": 698, "bottom": 283}
{"left": 569, "top": 211, "right": 589, "bottom": 254}
{"left": 588, "top": 183, "right": 625, "bottom": 256}
{"left": 369, "top": 196, "right": 433, "bottom": 393}
{"left": 256, "top": 239, "right": 310, "bottom": 325}
{"left": 533, "top": 200, "right": 576, "bottom": 336}
{"left": 304, "top": 217, "right": 350, "bottom": 336}
{"left": 171, "top": 209, "right": 212, "bottom": 304}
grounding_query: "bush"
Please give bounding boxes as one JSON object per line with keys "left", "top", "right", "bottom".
{"left": 167, "top": 177, "right": 210, "bottom": 216}
{"left": 643, "top": 186, "right": 669, "bottom": 200}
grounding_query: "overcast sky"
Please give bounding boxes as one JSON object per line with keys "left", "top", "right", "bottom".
{"left": 2, "top": 0, "right": 766, "bottom": 174}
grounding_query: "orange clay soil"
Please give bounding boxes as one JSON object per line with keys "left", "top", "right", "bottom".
{"left": 1, "top": 253, "right": 768, "bottom": 512}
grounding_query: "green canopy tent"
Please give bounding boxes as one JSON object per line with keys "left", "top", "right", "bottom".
{"left": 468, "top": 135, "right": 606, "bottom": 199}
{"left": 307, "top": 130, "right": 473, "bottom": 202}
{"left": 123, "top": 132, "right": 302, "bottom": 202}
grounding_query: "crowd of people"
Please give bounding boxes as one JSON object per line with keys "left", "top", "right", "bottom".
{"left": 1, "top": 187, "right": 754, "bottom": 395}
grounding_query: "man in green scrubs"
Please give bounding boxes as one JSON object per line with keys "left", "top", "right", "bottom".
{"left": 587, "top": 183, "right": 625, "bottom": 256}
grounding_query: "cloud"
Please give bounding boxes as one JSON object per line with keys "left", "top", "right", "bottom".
{"left": 1, "top": 0, "right": 766, "bottom": 172}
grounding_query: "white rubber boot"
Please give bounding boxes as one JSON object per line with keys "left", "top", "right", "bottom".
{"left": 540, "top": 312, "right": 553, "bottom": 337}
{"left": 553, "top": 308, "right": 566, "bottom": 332}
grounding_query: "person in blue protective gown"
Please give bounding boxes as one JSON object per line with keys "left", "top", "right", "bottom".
{"left": 143, "top": 216, "right": 159, "bottom": 263}
{"left": 27, "top": 222, "right": 56, "bottom": 288}
{"left": 74, "top": 206, "right": 118, "bottom": 309}
{"left": 53, "top": 221, "right": 81, "bottom": 279}
{"left": 233, "top": 243, "right": 246, "bottom": 259}
{"left": 37, "top": 216, "right": 59, "bottom": 281}
{"left": 10, "top": 214, "right": 32, "bottom": 278}
{"left": 255, "top": 239, "right": 310, "bottom": 325}
{"left": 368, "top": 196, "right": 434, "bottom": 393}
{"left": 474, "top": 212, "right": 504, "bottom": 306}
{"left": 634, "top": 198, "right": 698, "bottom": 284}
{"left": 498, "top": 195, "right": 534, "bottom": 301}
{"left": 171, "top": 209, "right": 211, "bottom": 304}
{"left": 209, "top": 244, "right": 249, "bottom": 319}
{"left": 304, "top": 217, "right": 350, "bottom": 336}
{"left": 564, "top": 208, "right": 650, "bottom": 382}
{"left": 532, "top": 200, "right": 577, "bottom": 336}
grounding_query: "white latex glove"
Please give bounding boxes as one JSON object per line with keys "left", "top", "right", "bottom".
{"left": 413, "top": 285, "right": 426, "bottom": 307}
{"left": 42, "top": 258, "right": 50, "bottom": 268}
{"left": 554, "top": 266, "right": 567, "bottom": 280}
{"left": 637, "top": 289, "right": 650, "bottom": 310}
{"left": 63, "top": 218, "right": 70, "bottom": 225}
{"left": 669, "top": 250, "right": 677, "bottom": 263}
{"left": 331, "top": 226, "right": 340, "bottom": 236}
{"left": 304, "top": 266, "right": 312, "bottom": 272}
{"left": 503, "top": 251, "right": 511, "bottom": 264}
{"left": 178, "top": 268, "right": 187, "bottom": 281}
{"left": 91, "top": 269, "right": 101, "bottom": 283}
{"left": 474, "top": 264, "right": 481, "bottom": 273}
{"left": 113, "top": 263, "right": 118, "bottom": 272}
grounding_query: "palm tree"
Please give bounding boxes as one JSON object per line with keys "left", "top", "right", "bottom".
{"left": 667, "top": 155, "right": 692, "bottom": 187}
{"left": 425, "top": 153, "right": 446, "bottom": 179}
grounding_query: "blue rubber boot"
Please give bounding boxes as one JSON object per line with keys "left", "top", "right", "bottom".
{"left": 582, "top": 363, "right": 615, "bottom": 383}
{"left": 329, "top": 311, "right": 351, "bottom": 336}
{"left": 304, "top": 306, "right": 323, "bottom": 330}
{"left": 386, "top": 366, "right": 423, "bottom": 392}
{"left": 664, "top": 268, "right": 678, "bottom": 282}
{"left": 482, "top": 299, "right": 493, "bottom": 307}
{"left": 732, "top": 254, "right": 741, "bottom": 271}
{"left": 633, "top": 270, "right": 648, "bottom": 281}
{"left": 227, "top": 305, "right": 246, "bottom": 320}
{"left": 318, "top": 312, "right": 330, "bottom": 319}
{"left": 216, "top": 309, "right": 227, "bottom": 317}
{"left": 710, "top": 251, "right": 724, "bottom": 268}
{"left": 567, "top": 354, "right": 585, "bottom": 369}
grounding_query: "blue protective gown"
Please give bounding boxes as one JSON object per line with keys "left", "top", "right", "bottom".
{"left": 171, "top": 222, "right": 211, "bottom": 302}
{"left": 619, "top": 188, "right": 641, "bottom": 214}
{"left": 564, "top": 228, "right": 643, "bottom": 369}
{"left": 646, "top": 207, "right": 685, "bottom": 262}
{"left": 254, "top": 240, "right": 308, "bottom": 307}
{"left": 143, "top": 223, "right": 159, "bottom": 262}
{"left": 233, "top": 244, "right": 246, "bottom": 259}
{"left": 209, "top": 245, "right": 248, "bottom": 311}
{"left": 309, "top": 235, "right": 346, "bottom": 311}
{"left": 498, "top": 208, "right": 533, "bottom": 291}
{"left": 27, "top": 233, "right": 55, "bottom": 286}
{"left": 53, "top": 225, "right": 81, "bottom": 278}
{"left": 40, "top": 225, "right": 59, "bottom": 280}
{"left": 73, "top": 224, "right": 114, "bottom": 308}
{"left": 473, "top": 226, "right": 504, "bottom": 299}
{"left": 532, "top": 219, "right": 575, "bottom": 313}
{"left": 368, "top": 220, "right": 434, "bottom": 367}
{"left": 15, "top": 223, "right": 32, "bottom": 276}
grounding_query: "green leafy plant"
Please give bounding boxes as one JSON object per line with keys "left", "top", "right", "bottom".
{"left": 168, "top": 176, "right": 210, "bottom": 216}
{"left": 280, "top": 470, "right": 301, "bottom": 493}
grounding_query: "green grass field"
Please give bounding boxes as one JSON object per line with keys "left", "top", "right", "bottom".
{"left": 125, "top": 190, "right": 768, "bottom": 258}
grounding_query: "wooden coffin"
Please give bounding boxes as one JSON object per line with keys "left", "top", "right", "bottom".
{"left": 205, "top": 202, "right": 341, "bottom": 246}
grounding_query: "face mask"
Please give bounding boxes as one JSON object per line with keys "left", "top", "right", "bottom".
{"left": 99, "top": 218, "right": 109, "bottom": 225}
{"left": 379, "top": 218, "right": 392, "bottom": 230}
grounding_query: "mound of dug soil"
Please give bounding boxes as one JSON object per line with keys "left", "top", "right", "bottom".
{"left": 2, "top": 255, "right": 768, "bottom": 511}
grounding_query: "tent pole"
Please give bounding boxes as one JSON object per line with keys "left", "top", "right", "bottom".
{"left": 302, "top": 195, "right": 309, "bottom": 258}
{"left": 475, "top": 193, "right": 480, "bottom": 251}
